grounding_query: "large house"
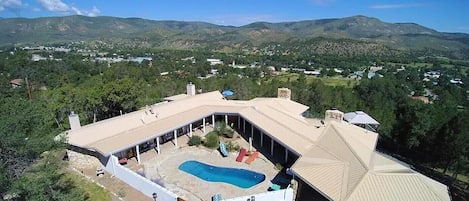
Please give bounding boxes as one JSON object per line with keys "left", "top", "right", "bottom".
{"left": 67, "top": 84, "right": 450, "bottom": 201}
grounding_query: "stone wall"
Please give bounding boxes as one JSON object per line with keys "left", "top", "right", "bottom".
{"left": 67, "top": 149, "right": 102, "bottom": 169}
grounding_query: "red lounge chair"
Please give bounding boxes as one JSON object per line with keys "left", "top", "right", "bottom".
{"left": 245, "top": 151, "right": 259, "bottom": 164}
{"left": 119, "top": 157, "right": 128, "bottom": 165}
{"left": 236, "top": 148, "right": 247, "bottom": 162}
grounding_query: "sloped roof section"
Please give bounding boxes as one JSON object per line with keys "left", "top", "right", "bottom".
{"left": 372, "top": 152, "right": 412, "bottom": 173}
{"left": 250, "top": 97, "right": 309, "bottom": 115}
{"left": 163, "top": 93, "right": 188, "bottom": 101}
{"left": 332, "top": 121, "right": 378, "bottom": 168}
{"left": 293, "top": 163, "right": 347, "bottom": 201}
{"left": 318, "top": 124, "right": 368, "bottom": 196}
{"left": 347, "top": 173, "right": 450, "bottom": 201}
{"left": 344, "top": 111, "right": 380, "bottom": 125}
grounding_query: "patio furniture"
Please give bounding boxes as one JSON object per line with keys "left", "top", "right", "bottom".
{"left": 118, "top": 157, "right": 128, "bottom": 165}
{"left": 269, "top": 184, "right": 281, "bottom": 191}
{"left": 219, "top": 142, "right": 229, "bottom": 157}
{"left": 236, "top": 148, "right": 247, "bottom": 162}
{"left": 245, "top": 151, "right": 259, "bottom": 164}
{"left": 212, "top": 194, "right": 222, "bottom": 201}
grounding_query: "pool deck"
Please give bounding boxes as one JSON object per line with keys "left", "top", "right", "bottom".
{"left": 126, "top": 129, "right": 282, "bottom": 201}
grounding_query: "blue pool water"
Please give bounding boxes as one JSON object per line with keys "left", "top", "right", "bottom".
{"left": 178, "top": 160, "right": 265, "bottom": 188}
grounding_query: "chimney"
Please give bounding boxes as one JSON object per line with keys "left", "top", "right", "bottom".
{"left": 277, "top": 88, "right": 291, "bottom": 100}
{"left": 68, "top": 111, "right": 81, "bottom": 130}
{"left": 187, "top": 82, "right": 196, "bottom": 96}
{"left": 325, "top": 109, "right": 344, "bottom": 123}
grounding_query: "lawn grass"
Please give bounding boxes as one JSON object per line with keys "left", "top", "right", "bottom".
{"left": 273, "top": 73, "right": 358, "bottom": 88}
{"left": 67, "top": 170, "right": 111, "bottom": 201}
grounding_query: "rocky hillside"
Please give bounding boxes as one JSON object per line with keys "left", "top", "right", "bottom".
{"left": 1, "top": 15, "right": 468, "bottom": 58}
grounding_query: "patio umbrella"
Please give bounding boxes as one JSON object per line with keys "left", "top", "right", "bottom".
{"left": 222, "top": 90, "right": 234, "bottom": 97}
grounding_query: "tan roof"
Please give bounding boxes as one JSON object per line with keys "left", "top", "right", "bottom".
{"left": 163, "top": 93, "right": 188, "bottom": 101}
{"left": 68, "top": 91, "right": 321, "bottom": 155}
{"left": 291, "top": 122, "right": 450, "bottom": 201}
{"left": 10, "top": 79, "right": 23, "bottom": 86}
{"left": 67, "top": 90, "right": 450, "bottom": 201}
{"left": 294, "top": 162, "right": 347, "bottom": 201}
{"left": 347, "top": 173, "right": 450, "bottom": 201}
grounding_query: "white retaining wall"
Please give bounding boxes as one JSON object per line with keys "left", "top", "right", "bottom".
{"left": 225, "top": 188, "right": 294, "bottom": 201}
{"left": 103, "top": 155, "right": 178, "bottom": 201}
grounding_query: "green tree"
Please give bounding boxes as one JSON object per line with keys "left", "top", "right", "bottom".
{"left": 10, "top": 152, "right": 86, "bottom": 201}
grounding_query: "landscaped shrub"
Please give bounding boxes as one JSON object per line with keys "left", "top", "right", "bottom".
{"left": 275, "top": 163, "right": 284, "bottom": 171}
{"left": 221, "top": 127, "right": 234, "bottom": 138}
{"left": 214, "top": 121, "right": 223, "bottom": 132}
{"left": 204, "top": 131, "right": 219, "bottom": 149}
{"left": 216, "top": 123, "right": 235, "bottom": 138}
{"left": 225, "top": 141, "right": 241, "bottom": 152}
{"left": 188, "top": 136, "right": 202, "bottom": 146}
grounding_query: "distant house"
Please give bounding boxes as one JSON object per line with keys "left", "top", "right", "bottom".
{"left": 367, "top": 72, "right": 383, "bottom": 79}
{"left": 450, "top": 78, "right": 463, "bottom": 85}
{"left": 231, "top": 61, "right": 247, "bottom": 69}
{"left": 410, "top": 96, "right": 430, "bottom": 104}
{"left": 31, "top": 54, "right": 47, "bottom": 61}
{"left": 369, "top": 66, "right": 383, "bottom": 72}
{"left": 130, "top": 57, "right": 152, "bottom": 63}
{"left": 304, "top": 70, "right": 321, "bottom": 76}
{"left": 207, "top": 59, "right": 223, "bottom": 65}
{"left": 181, "top": 57, "right": 196, "bottom": 64}
{"left": 10, "top": 79, "right": 23, "bottom": 88}
{"left": 352, "top": 71, "right": 364, "bottom": 78}
{"left": 344, "top": 111, "right": 380, "bottom": 132}
{"left": 424, "top": 71, "right": 440, "bottom": 79}
{"left": 280, "top": 67, "right": 291, "bottom": 72}
{"left": 334, "top": 68, "right": 344, "bottom": 73}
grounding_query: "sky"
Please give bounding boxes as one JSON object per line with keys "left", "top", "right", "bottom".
{"left": 0, "top": 0, "right": 468, "bottom": 33}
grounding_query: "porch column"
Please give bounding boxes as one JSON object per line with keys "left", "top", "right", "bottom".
{"left": 225, "top": 115, "right": 228, "bottom": 126}
{"left": 136, "top": 145, "right": 141, "bottom": 164}
{"left": 285, "top": 148, "right": 289, "bottom": 163}
{"left": 156, "top": 137, "right": 161, "bottom": 154}
{"left": 111, "top": 157, "right": 116, "bottom": 175}
{"left": 260, "top": 131, "right": 264, "bottom": 148}
{"left": 237, "top": 116, "right": 240, "bottom": 129}
{"left": 243, "top": 119, "right": 246, "bottom": 134}
{"left": 173, "top": 130, "right": 178, "bottom": 147}
{"left": 203, "top": 118, "right": 206, "bottom": 134}
{"left": 251, "top": 126, "right": 254, "bottom": 141}
{"left": 189, "top": 123, "right": 193, "bottom": 137}
{"left": 212, "top": 115, "right": 215, "bottom": 128}
{"left": 270, "top": 138, "right": 274, "bottom": 156}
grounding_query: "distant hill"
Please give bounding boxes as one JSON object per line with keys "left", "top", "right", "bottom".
{"left": 1, "top": 15, "right": 468, "bottom": 58}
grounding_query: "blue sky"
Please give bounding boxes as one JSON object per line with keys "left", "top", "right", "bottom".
{"left": 0, "top": 0, "right": 468, "bottom": 33}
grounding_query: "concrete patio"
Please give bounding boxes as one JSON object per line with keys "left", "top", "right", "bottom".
{"left": 124, "top": 128, "right": 283, "bottom": 201}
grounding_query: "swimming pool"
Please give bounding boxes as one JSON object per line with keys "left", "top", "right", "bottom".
{"left": 178, "top": 160, "right": 265, "bottom": 188}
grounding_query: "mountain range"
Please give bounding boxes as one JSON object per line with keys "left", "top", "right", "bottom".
{"left": 0, "top": 15, "right": 468, "bottom": 58}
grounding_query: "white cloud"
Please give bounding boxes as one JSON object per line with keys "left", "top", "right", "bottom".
{"left": 33, "top": 7, "right": 40, "bottom": 11}
{"left": 70, "top": 6, "right": 82, "bottom": 15}
{"left": 0, "top": 0, "right": 23, "bottom": 11}
{"left": 310, "top": 0, "right": 335, "bottom": 6}
{"left": 36, "top": 0, "right": 69, "bottom": 12}
{"left": 36, "top": 0, "right": 99, "bottom": 16}
{"left": 370, "top": 3, "right": 424, "bottom": 9}
{"left": 87, "top": 6, "right": 99, "bottom": 17}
